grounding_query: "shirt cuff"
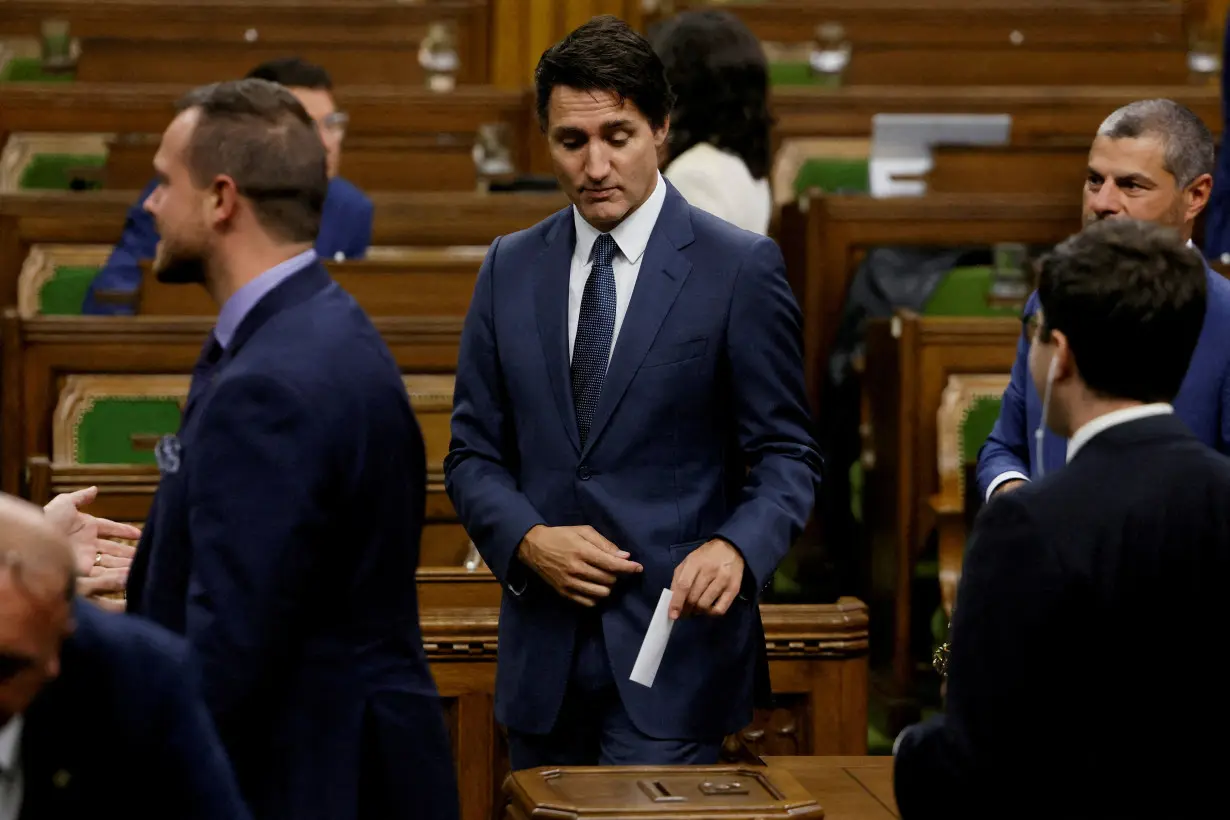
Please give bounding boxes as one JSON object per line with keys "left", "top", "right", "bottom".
{"left": 986, "top": 471, "right": 1029, "bottom": 502}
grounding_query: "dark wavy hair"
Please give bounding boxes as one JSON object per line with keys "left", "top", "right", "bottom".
{"left": 649, "top": 9, "right": 773, "bottom": 180}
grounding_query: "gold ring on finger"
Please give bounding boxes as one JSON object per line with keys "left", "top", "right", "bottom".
{"left": 95, "top": 552, "right": 103, "bottom": 566}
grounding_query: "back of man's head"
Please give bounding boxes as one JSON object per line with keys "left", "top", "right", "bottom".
{"left": 0, "top": 495, "right": 76, "bottom": 725}
{"left": 175, "top": 78, "right": 328, "bottom": 245}
{"left": 1037, "top": 219, "right": 1207, "bottom": 404}
{"left": 244, "top": 57, "right": 333, "bottom": 91}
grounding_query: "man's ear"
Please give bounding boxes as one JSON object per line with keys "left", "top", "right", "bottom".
{"left": 1051, "top": 329, "right": 1076, "bottom": 382}
{"left": 1185, "top": 172, "right": 1213, "bottom": 223}
{"left": 653, "top": 115, "right": 670, "bottom": 148}
{"left": 206, "top": 175, "right": 240, "bottom": 228}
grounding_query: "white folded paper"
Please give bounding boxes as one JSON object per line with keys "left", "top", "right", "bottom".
{"left": 630, "top": 589, "right": 674, "bottom": 688}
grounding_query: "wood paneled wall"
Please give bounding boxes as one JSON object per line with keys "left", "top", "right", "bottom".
{"left": 490, "top": 0, "right": 644, "bottom": 89}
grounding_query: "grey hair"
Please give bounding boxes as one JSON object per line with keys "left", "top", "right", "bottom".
{"left": 1096, "top": 99, "right": 1214, "bottom": 188}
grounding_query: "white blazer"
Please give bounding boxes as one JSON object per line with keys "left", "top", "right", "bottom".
{"left": 664, "top": 142, "right": 772, "bottom": 235}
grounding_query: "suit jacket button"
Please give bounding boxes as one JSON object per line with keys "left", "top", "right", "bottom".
{"left": 577, "top": 465, "right": 591, "bottom": 480}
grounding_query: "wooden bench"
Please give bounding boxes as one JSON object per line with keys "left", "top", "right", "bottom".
{"left": 922, "top": 142, "right": 1089, "bottom": 195}
{"left": 0, "top": 84, "right": 537, "bottom": 188}
{"left": 655, "top": 1, "right": 1193, "bottom": 85}
{"left": 777, "top": 191, "right": 1076, "bottom": 411}
{"left": 2, "top": 0, "right": 492, "bottom": 85}
{"left": 771, "top": 85, "right": 1222, "bottom": 147}
{"left": 0, "top": 189, "right": 566, "bottom": 308}
{"left": 860, "top": 311, "right": 1018, "bottom": 729}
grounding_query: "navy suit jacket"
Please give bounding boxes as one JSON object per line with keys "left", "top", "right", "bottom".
{"left": 20, "top": 601, "right": 249, "bottom": 820}
{"left": 82, "top": 176, "right": 374, "bottom": 315}
{"left": 1203, "top": 14, "right": 1230, "bottom": 259}
{"left": 444, "top": 182, "right": 822, "bottom": 740}
{"left": 897, "top": 415, "right": 1230, "bottom": 818}
{"left": 126, "top": 262, "right": 449, "bottom": 820}
{"left": 975, "top": 264, "right": 1230, "bottom": 499}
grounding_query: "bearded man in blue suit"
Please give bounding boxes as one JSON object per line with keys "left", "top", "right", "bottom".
{"left": 978, "top": 99, "right": 1230, "bottom": 500}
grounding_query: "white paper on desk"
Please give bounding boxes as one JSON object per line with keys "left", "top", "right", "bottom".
{"left": 630, "top": 589, "right": 674, "bottom": 688}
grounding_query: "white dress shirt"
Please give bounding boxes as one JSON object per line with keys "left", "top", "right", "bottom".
{"left": 568, "top": 171, "right": 668, "bottom": 361}
{"left": 0, "top": 715, "right": 24, "bottom": 820}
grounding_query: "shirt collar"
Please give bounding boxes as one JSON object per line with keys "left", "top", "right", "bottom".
{"left": 1066, "top": 403, "right": 1174, "bottom": 463}
{"left": 0, "top": 715, "right": 22, "bottom": 775}
{"left": 572, "top": 172, "right": 667, "bottom": 266}
{"left": 215, "top": 249, "right": 317, "bottom": 349}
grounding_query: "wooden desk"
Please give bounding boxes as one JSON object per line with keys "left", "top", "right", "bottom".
{"left": 765, "top": 756, "right": 897, "bottom": 820}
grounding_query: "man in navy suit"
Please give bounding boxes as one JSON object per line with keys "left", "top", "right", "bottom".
{"left": 82, "top": 57, "right": 373, "bottom": 315}
{"left": 122, "top": 79, "right": 457, "bottom": 820}
{"left": 977, "top": 98, "right": 1230, "bottom": 500}
{"left": 896, "top": 220, "right": 1229, "bottom": 818}
{"left": 445, "top": 16, "right": 822, "bottom": 769}
{"left": 0, "top": 493, "right": 248, "bottom": 820}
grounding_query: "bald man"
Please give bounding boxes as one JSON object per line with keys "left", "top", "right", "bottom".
{"left": 0, "top": 494, "right": 248, "bottom": 820}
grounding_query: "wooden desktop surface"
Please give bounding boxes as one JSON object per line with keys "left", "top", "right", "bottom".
{"left": 764, "top": 757, "right": 898, "bottom": 820}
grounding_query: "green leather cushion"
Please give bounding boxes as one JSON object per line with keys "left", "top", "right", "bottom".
{"left": 770, "top": 61, "right": 842, "bottom": 87}
{"left": 959, "top": 395, "right": 1003, "bottom": 467}
{"left": 0, "top": 57, "right": 75, "bottom": 82}
{"left": 39, "top": 265, "right": 97, "bottom": 315}
{"left": 794, "top": 157, "right": 870, "bottom": 195}
{"left": 923, "top": 266, "right": 1025, "bottom": 318}
{"left": 75, "top": 397, "right": 182, "bottom": 465}
{"left": 19, "top": 153, "right": 105, "bottom": 190}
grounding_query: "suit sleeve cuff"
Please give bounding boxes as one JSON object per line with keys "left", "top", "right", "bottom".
{"left": 986, "top": 471, "right": 1029, "bottom": 502}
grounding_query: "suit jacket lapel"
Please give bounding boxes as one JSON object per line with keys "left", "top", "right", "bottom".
{"left": 584, "top": 190, "right": 694, "bottom": 456}
{"left": 535, "top": 213, "right": 582, "bottom": 455}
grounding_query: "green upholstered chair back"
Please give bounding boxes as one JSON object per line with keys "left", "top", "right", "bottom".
{"left": 17, "top": 245, "right": 112, "bottom": 317}
{"left": 793, "top": 156, "right": 870, "bottom": 196}
{"left": 936, "top": 374, "right": 1012, "bottom": 501}
{"left": 923, "top": 265, "right": 1025, "bottom": 318}
{"left": 1, "top": 134, "right": 109, "bottom": 192}
{"left": 55, "top": 376, "right": 190, "bottom": 466}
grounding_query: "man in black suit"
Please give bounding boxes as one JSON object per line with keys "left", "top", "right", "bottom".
{"left": 122, "top": 79, "right": 457, "bottom": 820}
{"left": 893, "top": 219, "right": 1230, "bottom": 818}
{"left": 0, "top": 494, "right": 247, "bottom": 820}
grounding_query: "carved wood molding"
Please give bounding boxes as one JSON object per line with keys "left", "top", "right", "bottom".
{"left": 420, "top": 599, "right": 870, "bottom": 661}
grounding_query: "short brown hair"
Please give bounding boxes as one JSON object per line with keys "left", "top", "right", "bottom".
{"left": 176, "top": 78, "right": 327, "bottom": 244}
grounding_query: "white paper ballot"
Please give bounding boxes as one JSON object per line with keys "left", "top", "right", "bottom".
{"left": 630, "top": 589, "right": 675, "bottom": 688}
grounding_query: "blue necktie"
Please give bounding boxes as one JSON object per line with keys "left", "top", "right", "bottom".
{"left": 185, "top": 330, "right": 223, "bottom": 411}
{"left": 572, "top": 233, "right": 618, "bottom": 448}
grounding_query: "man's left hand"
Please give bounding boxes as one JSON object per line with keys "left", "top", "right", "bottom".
{"left": 44, "top": 486, "right": 142, "bottom": 576}
{"left": 669, "top": 538, "right": 745, "bottom": 620}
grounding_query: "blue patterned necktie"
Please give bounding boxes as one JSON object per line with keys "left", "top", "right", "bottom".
{"left": 571, "top": 233, "right": 618, "bottom": 448}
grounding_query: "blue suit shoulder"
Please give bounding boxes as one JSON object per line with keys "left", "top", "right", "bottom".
{"left": 69, "top": 598, "right": 190, "bottom": 676}
{"left": 328, "top": 175, "right": 372, "bottom": 213}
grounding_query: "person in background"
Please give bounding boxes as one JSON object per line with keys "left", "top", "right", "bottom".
{"left": 0, "top": 493, "right": 248, "bottom": 820}
{"left": 1201, "top": 13, "right": 1230, "bottom": 261}
{"left": 446, "top": 16, "right": 820, "bottom": 769}
{"left": 976, "top": 98, "right": 1230, "bottom": 500}
{"left": 82, "top": 57, "right": 373, "bottom": 315}
{"left": 649, "top": 9, "right": 773, "bottom": 234}
{"left": 894, "top": 220, "right": 1229, "bottom": 819}
{"left": 122, "top": 79, "right": 456, "bottom": 820}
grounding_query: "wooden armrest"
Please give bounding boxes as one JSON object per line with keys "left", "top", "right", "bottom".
{"left": 929, "top": 490, "right": 963, "bottom": 517}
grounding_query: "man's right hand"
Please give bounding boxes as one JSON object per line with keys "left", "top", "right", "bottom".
{"left": 992, "top": 479, "right": 1026, "bottom": 497}
{"left": 517, "top": 525, "right": 642, "bottom": 607}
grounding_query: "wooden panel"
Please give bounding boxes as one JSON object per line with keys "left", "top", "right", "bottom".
{"left": 762, "top": 757, "right": 896, "bottom": 820}
{"left": 861, "top": 313, "right": 1019, "bottom": 725}
{"left": 785, "top": 192, "right": 1077, "bottom": 414}
{"left": 770, "top": 85, "right": 1222, "bottom": 145}
{"left": 0, "top": 189, "right": 565, "bottom": 309}
{"left": 660, "top": 0, "right": 1188, "bottom": 47}
{"left": 923, "top": 143, "right": 1089, "bottom": 194}
{"left": 2, "top": 0, "right": 490, "bottom": 80}
{"left": 843, "top": 46, "right": 1188, "bottom": 86}
{"left": 75, "top": 37, "right": 487, "bottom": 88}
{"left": 133, "top": 253, "right": 485, "bottom": 317}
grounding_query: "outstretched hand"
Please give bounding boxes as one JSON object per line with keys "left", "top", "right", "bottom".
{"left": 44, "top": 486, "right": 142, "bottom": 608}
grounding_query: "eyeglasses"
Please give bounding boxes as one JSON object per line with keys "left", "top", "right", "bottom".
{"left": 318, "top": 111, "right": 349, "bottom": 136}
{"left": 1022, "top": 311, "right": 1040, "bottom": 344}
